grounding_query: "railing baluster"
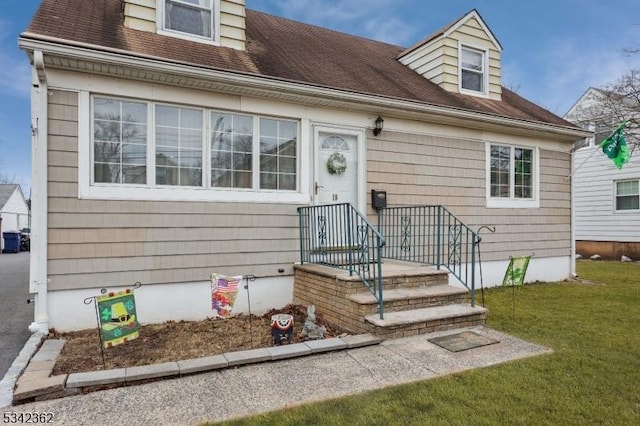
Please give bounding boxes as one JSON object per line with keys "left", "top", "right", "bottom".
{"left": 297, "top": 203, "right": 386, "bottom": 319}
{"left": 297, "top": 203, "right": 479, "bottom": 319}
{"left": 374, "top": 205, "right": 479, "bottom": 306}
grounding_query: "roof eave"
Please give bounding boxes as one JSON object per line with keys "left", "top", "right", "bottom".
{"left": 19, "top": 34, "right": 589, "bottom": 142}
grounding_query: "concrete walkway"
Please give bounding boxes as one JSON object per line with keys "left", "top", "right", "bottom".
{"left": 3, "top": 326, "right": 551, "bottom": 425}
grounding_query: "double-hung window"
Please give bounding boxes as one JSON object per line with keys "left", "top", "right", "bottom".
{"left": 93, "top": 98, "right": 148, "bottom": 184}
{"left": 89, "top": 96, "right": 299, "bottom": 201}
{"left": 161, "top": 0, "right": 216, "bottom": 42}
{"left": 460, "top": 46, "right": 486, "bottom": 94}
{"left": 487, "top": 144, "right": 538, "bottom": 208}
{"left": 155, "top": 105, "right": 203, "bottom": 187}
{"left": 616, "top": 180, "right": 639, "bottom": 211}
{"left": 210, "top": 112, "right": 254, "bottom": 189}
{"left": 259, "top": 118, "right": 298, "bottom": 190}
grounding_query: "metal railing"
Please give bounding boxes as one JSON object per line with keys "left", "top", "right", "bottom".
{"left": 297, "top": 203, "right": 386, "bottom": 318}
{"left": 377, "top": 205, "right": 480, "bottom": 306}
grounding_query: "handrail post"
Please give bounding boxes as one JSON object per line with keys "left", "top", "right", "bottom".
{"left": 298, "top": 208, "right": 305, "bottom": 264}
{"left": 376, "top": 240, "right": 384, "bottom": 319}
{"left": 436, "top": 206, "right": 442, "bottom": 269}
{"left": 346, "top": 204, "right": 353, "bottom": 276}
{"left": 470, "top": 232, "right": 477, "bottom": 307}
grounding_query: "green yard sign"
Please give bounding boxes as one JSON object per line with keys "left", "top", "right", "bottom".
{"left": 502, "top": 256, "right": 531, "bottom": 287}
{"left": 96, "top": 289, "right": 140, "bottom": 348}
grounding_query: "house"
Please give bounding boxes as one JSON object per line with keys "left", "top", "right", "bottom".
{"left": 0, "top": 184, "right": 29, "bottom": 252}
{"left": 564, "top": 87, "right": 640, "bottom": 260}
{"left": 19, "top": 0, "right": 589, "bottom": 333}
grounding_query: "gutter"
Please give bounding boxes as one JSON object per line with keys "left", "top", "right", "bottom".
{"left": 18, "top": 34, "right": 591, "bottom": 141}
{"left": 28, "top": 50, "right": 49, "bottom": 334}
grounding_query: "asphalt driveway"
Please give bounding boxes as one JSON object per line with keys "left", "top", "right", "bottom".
{"left": 0, "top": 252, "right": 32, "bottom": 379}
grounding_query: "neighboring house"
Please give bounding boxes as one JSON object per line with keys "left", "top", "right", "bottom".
{"left": 19, "top": 0, "right": 589, "bottom": 332}
{"left": 565, "top": 87, "right": 640, "bottom": 260}
{"left": 0, "top": 184, "right": 30, "bottom": 252}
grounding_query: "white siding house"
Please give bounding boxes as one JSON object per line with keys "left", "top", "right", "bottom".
{"left": 565, "top": 88, "right": 640, "bottom": 260}
{"left": 0, "top": 184, "right": 30, "bottom": 251}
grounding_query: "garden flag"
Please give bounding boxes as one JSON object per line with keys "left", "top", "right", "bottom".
{"left": 96, "top": 288, "right": 139, "bottom": 348}
{"left": 211, "top": 273, "right": 242, "bottom": 318}
{"left": 599, "top": 122, "right": 630, "bottom": 170}
{"left": 502, "top": 256, "right": 531, "bottom": 287}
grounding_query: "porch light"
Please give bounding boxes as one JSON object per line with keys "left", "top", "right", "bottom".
{"left": 373, "top": 116, "right": 384, "bottom": 136}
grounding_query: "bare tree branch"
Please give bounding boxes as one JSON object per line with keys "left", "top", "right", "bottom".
{"left": 569, "top": 69, "right": 640, "bottom": 154}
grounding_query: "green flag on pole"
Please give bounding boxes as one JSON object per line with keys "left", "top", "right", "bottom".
{"left": 502, "top": 256, "right": 531, "bottom": 287}
{"left": 599, "top": 122, "right": 630, "bottom": 170}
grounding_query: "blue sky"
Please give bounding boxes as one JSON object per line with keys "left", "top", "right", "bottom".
{"left": 2, "top": 0, "right": 640, "bottom": 194}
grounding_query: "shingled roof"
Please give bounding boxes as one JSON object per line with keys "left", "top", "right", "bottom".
{"left": 22, "top": 0, "right": 576, "bottom": 129}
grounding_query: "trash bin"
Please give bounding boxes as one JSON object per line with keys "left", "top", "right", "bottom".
{"left": 2, "top": 231, "right": 20, "bottom": 253}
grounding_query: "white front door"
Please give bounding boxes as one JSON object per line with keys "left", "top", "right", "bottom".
{"left": 315, "top": 129, "right": 360, "bottom": 208}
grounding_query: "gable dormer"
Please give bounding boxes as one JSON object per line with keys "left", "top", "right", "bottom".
{"left": 122, "top": 0, "right": 247, "bottom": 51}
{"left": 398, "top": 10, "right": 502, "bottom": 100}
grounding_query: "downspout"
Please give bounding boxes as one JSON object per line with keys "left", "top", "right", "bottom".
{"left": 570, "top": 154, "right": 576, "bottom": 278}
{"left": 28, "top": 50, "right": 49, "bottom": 334}
{"left": 569, "top": 141, "right": 582, "bottom": 279}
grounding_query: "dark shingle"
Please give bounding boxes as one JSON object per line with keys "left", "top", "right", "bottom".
{"left": 21, "top": 0, "right": 575, "bottom": 128}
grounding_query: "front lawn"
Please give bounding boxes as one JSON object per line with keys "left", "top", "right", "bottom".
{"left": 211, "top": 261, "right": 640, "bottom": 425}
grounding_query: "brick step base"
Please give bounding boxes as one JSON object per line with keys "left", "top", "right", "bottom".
{"left": 293, "top": 261, "right": 486, "bottom": 339}
{"left": 364, "top": 304, "right": 487, "bottom": 340}
{"left": 348, "top": 284, "right": 469, "bottom": 315}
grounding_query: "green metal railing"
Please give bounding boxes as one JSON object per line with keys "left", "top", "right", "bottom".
{"left": 377, "top": 205, "right": 480, "bottom": 306}
{"left": 297, "top": 203, "right": 386, "bottom": 319}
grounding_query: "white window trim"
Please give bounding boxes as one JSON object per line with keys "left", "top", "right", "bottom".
{"left": 78, "top": 91, "right": 309, "bottom": 203}
{"left": 156, "top": 0, "right": 221, "bottom": 46}
{"left": 614, "top": 179, "right": 640, "bottom": 213}
{"left": 485, "top": 142, "right": 540, "bottom": 209}
{"left": 459, "top": 42, "right": 489, "bottom": 97}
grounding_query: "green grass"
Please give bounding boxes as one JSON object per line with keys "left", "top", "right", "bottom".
{"left": 210, "top": 261, "right": 640, "bottom": 425}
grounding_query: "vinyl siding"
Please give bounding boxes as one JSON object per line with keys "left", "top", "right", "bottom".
{"left": 574, "top": 146, "right": 640, "bottom": 242}
{"left": 436, "top": 38, "right": 460, "bottom": 94}
{"left": 367, "top": 130, "right": 571, "bottom": 261}
{"left": 220, "top": 0, "right": 246, "bottom": 50}
{"left": 45, "top": 85, "right": 572, "bottom": 292}
{"left": 123, "top": 0, "right": 158, "bottom": 33}
{"left": 46, "top": 89, "right": 300, "bottom": 292}
{"left": 448, "top": 18, "right": 502, "bottom": 99}
{"left": 399, "top": 15, "right": 501, "bottom": 100}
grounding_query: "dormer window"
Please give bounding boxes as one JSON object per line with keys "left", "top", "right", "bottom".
{"left": 160, "top": 0, "right": 218, "bottom": 43}
{"left": 460, "top": 45, "right": 487, "bottom": 94}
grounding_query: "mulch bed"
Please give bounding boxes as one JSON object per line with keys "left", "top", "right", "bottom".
{"left": 49, "top": 304, "right": 345, "bottom": 375}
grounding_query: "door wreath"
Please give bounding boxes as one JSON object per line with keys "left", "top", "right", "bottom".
{"left": 327, "top": 152, "right": 347, "bottom": 175}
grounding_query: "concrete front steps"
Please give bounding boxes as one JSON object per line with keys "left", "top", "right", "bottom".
{"left": 294, "top": 260, "right": 487, "bottom": 340}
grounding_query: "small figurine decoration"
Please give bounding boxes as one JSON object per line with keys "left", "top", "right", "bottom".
{"left": 271, "top": 314, "right": 294, "bottom": 345}
{"left": 301, "top": 305, "right": 326, "bottom": 340}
